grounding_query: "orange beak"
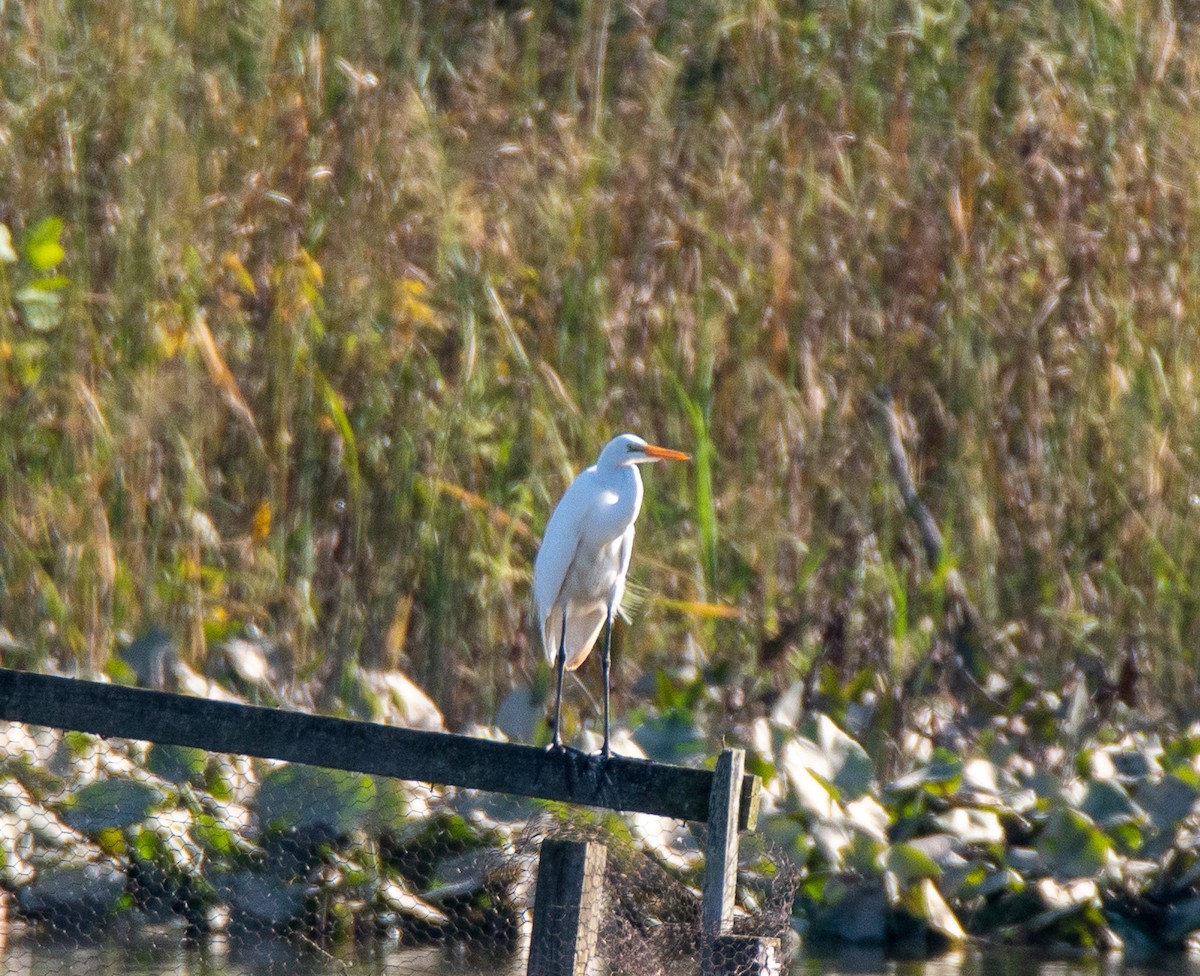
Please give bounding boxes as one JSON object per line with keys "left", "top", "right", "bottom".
{"left": 642, "top": 443, "right": 691, "bottom": 461}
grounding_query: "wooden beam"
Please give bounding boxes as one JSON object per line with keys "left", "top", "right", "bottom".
{"left": 0, "top": 668, "right": 758, "bottom": 827}
{"left": 527, "top": 839, "right": 607, "bottom": 976}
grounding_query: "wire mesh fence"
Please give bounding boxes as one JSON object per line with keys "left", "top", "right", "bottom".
{"left": 0, "top": 720, "right": 796, "bottom": 976}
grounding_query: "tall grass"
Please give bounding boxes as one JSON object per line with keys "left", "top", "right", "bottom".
{"left": 3, "top": 0, "right": 1200, "bottom": 723}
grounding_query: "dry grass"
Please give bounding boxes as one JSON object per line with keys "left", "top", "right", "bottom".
{"left": 3, "top": 0, "right": 1200, "bottom": 725}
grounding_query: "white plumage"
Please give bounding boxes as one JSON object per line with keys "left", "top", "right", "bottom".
{"left": 534, "top": 433, "right": 689, "bottom": 755}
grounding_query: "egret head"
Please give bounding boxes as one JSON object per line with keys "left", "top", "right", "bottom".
{"left": 599, "top": 433, "right": 691, "bottom": 468}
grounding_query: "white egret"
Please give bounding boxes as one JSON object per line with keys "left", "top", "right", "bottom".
{"left": 534, "top": 433, "right": 690, "bottom": 757}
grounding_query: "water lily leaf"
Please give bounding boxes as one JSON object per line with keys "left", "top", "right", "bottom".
{"left": 369, "top": 777, "right": 412, "bottom": 833}
{"left": 61, "top": 780, "right": 164, "bottom": 833}
{"left": 146, "top": 744, "right": 207, "bottom": 786}
{"left": 933, "top": 807, "right": 1005, "bottom": 846}
{"left": 495, "top": 684, "right": 541, "bottom": 743}
{"left": 898, "top": 878, "right": 966, "bottom": 942}
{"left": 810, "top": 820, "right": 853, "bottom": 868}
{"left": 1162, "top": 897, "right": 1200, "bottom": 946}
{"left": 778, "top": 741, "right": 841, "bottom": 819}
{"left": 845, "top": 829, "right": 885, "bottom": 874}
{"left": 1006, "top": 846, "right": 1046, "bottom": 876}
{"left": 1028, "top": 769, "right": 1077, "bottom": 804}
{"left": 1110, "top": 748, "right": 1160, "bottom": 782}
{"left": 139, "top": 807, "right": 204, "bottom": 875}
{"left": 1035, "top": 876, "right": 1098, "bottom": 912}
{"left": 1025, "top": 877, "right": 1107, "bottom": 945}
{"left": 806, "top": 713, "right": 873, "bottom": 800}
{"left": 214, "top": 870, "right": 306, "bottom": 927}
{"left": 843, "top": 795, "right": 890, "bottom": 841}
{"left": 1137, "top": 774, "right": 1200, "bottom": 832}
{"left": 631, "top": 712, "right": 706, "bottom": 763}
{"left": 255, "top": 764, "right": 376, "bottom": 835}
{"left": 906, "top": 834, "right": 959, "bottom": 866}
{"left": 885, "top": 842, "right": 943, "bottom": 886}
{"left": 763, "top": 813, "right": 816, "bottom": 865}
{"left": 17, "top": 862, "right": 126, "bottom": 926}
{"left": 1105, "top": 818, "right": 1144, "bottom": 856}
{"left": 1081, "top": 779, "right": 1143, "bottom": 826}
{"left": 1036, "top": 808, "right": 1111, "bottom": 879}
{"left": 962, "top": 758, "right": 1003, "bottom": 796}
{"left": 192, "top": 810, "right": 259, "bottom": 861}
{"left": 1164, "top": 731, "right": 1200, "bottom": 772}
{"left": 888, "top": 750, "right": 963, "bottom": 798}
{"left": 812, "top": 880, "right": 887, "bottom": 944}
{"left": 957, "top": 865, "right": 1024, "bottom": 900}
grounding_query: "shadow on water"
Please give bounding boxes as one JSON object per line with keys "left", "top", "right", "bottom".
{"left": 794, "top": 947, "right": 1200, "bottom": 976}
{"left": 0, "top": 930, "right": 524, "bottom": 976}
{"left": 8, "top": 936, "right": 1200, "bottom": 976}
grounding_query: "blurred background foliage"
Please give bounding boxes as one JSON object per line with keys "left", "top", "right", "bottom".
{"left": 2, "top": 0, "right": 1200, "bottom": 727}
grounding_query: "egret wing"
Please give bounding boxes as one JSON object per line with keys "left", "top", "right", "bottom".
{"left": 533, "top": 475, "right": 588, "bottom": 662}
{"left": 611, "top": 525, "right": 635, "bottom": 623}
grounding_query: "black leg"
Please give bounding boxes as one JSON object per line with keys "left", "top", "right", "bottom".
{"left": 550, "top": 610, "right": 568, "bottom": 750}
{"left": 600, "top": 612, "right": 613, "bottom": 759}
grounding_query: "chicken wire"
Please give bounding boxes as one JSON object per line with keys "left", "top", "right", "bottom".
{"left": 0, "top": 721, "right": 796, "bottom": 976}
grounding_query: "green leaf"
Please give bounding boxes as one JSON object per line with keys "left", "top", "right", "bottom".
{"left": 1036, "top": 808, "right": 1111, "bottom": 879}
{"left": 317, "top": 370, "right": 361, "bottom": 506}
{"left": 255, "top": 764, "right": 376, "bottom": 835}
{"left": 631, "top": 712, "right": 706, "bottom": 763}
{"left": 811, "top": 713, "right": 874, "bottom": 799}
{"left": 145, "top": 744, "right": 208, "bottom": 786}
{"left": 812, "top": 880, "right": 887, "bottom": 944}
{"left": 24, "top": 217, "right": 65, "bottom": 272}
{"left": 1162, "top": 898, "right": 1200, "bottom": 946}
{"left": 1137, "top": 773, "right": 1200, "bottom": 832}
{"left": 898, "top": 878, "right": 966, "bottom": 942}
{"left": 1081, "top": 779, "right": 1142, "bottom": 826}
{"left": 61, "top": 779, "right": 164, "bottom": 833}
{"left": 214, "top": 871, "right": 306, "bottom": 927}
{"left": 885, "top": 841, "right": 943, "bottom": 886}
{"left": 957, "top": 865, "right": 1024, "bottom": 900}
{"left": 888, "top": 749, "right": 964, "bottom": 798}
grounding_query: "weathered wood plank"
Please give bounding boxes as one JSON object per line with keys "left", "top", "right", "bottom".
{"left": 527, "top": 839, "right": 607, "bottom": 976}
{"left": 0, "top": 668, "right": 757, "bottom": 827}
{"left": 701, "top": 748, "right": 745, "bottom": 940}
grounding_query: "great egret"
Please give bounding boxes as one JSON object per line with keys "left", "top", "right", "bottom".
{"left": 534, "top": 433, "right": 690, "bottom": 757}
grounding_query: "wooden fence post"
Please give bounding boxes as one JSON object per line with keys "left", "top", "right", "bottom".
{"left": 701, "top": 748, "right": 780, "bottom": 976}
{"left": 702, "top": 748, "right": 744, "bottom": 939}
{"left": 527, "top": 838, "right": 607, "bottom": 976}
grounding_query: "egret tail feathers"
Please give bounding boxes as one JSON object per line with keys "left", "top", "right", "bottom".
{"left": 542, "top": 603, "right": 608, "bottom": 672}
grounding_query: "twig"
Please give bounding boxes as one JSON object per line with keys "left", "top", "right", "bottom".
{"left": 871, "top": 388, "right": 1000, "bottom": 709}
{"left": 873, "top": 386, "right": 943, "bottom": 571}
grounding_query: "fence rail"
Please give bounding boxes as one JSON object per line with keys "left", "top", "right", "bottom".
{"left": 0, "top": 667, "right": 759, "bottom": 827}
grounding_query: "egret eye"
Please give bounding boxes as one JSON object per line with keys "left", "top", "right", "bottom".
{"left": 627, "top": 443, "right": 639, "bottom": 452}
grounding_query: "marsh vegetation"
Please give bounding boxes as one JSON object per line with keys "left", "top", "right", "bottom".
{"left": 5, "top": 0, "right": 1200, "bottom": 958}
